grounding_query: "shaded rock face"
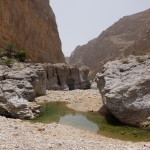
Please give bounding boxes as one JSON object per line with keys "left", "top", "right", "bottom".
{"left": 69, "top": 9, "right": 150, "bottom": 76}
{"left": 96, "top": 55, "right": 150, "bottom": 127}
{"left": 0, "top": 63, "right": 90, "bottom": 119}
{"left": 0, "top": 0, "right": 64, "bottom": 63}
{"left": 45, "top": 63, "right": 91, "bottom": 91}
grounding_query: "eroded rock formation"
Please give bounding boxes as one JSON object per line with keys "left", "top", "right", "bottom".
{"left": 0, "top": 63, "right": 91, "bottom": 119}
{"left": 45, "top": 63, "right": 91, "bottom": 91}
{"left": 70, "top": 9, "right": 150, "bottom": 76}
{"left": 0, "top": 0, "right": 64, "bottom": 63}
{"left": 96, "top": 55, "right": 150, "bottom": 128}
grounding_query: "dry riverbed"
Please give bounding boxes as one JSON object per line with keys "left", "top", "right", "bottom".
{"left": 0, "top": 89, "right": 150, "bottom": 150}
{"left": 35, "top": 89, "right": 102, "bottom": 112}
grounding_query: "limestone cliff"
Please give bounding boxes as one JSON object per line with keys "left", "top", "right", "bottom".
{"left": 69, "top": 9, "right": 150, "bottom": 75}
{"left": 0, "top": 0, "right": 65, "bottom": 63}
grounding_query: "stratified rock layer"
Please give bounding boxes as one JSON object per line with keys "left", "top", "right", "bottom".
{"left": 96, "top": 55, "right": 150, "bottom": 127}
{"left": 70, "top": 9, "right": 150, "bottom": 76}
{"left": 0, "top": 0, "right": 64, "bottom": 63}
{"left": 0, "top": 63, "right": 91, "bottom": 119}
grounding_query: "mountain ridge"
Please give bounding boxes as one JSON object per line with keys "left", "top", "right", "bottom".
{"left": 69, "top": 9, "right": 150, "bottom": 76}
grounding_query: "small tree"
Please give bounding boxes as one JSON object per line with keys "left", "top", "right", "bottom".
{"left": 4, "top": 43, "right": 15, "bottom": 58}
{"left": 16, "top": 50, "right": 27, "bottom": 62}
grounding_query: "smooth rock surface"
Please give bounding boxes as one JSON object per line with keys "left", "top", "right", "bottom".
{"left": 96, "top": 55, "right": 150, "bottom": 127}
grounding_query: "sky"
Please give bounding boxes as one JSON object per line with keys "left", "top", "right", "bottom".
{"left": 51, "top": 0, "right": 150, "bottom": 57}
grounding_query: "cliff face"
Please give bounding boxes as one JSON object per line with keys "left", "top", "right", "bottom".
{"left": 69, "top": 9, "right": 150, "bottom": 74}
{"left": 0, "top": 0, "right": 65, "bottom": 63}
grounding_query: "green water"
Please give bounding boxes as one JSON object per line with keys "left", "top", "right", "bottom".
{"left": 32, "top": 102, "right": 150, "bottom": 142}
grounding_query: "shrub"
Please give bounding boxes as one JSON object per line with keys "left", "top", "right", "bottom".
{"left": 4, "top": 43, "right": 15, "bottom": 58}
{"left": 16, "top": 50, "right": 27, "bottom": 62}
{"left": 0, "top": 44, "right": 27, "bottom": 66}
{"left": 137, "top": 51, "right": 147, "bottom": 56}
{"left": 0, "top": 59, "right": 15, "bottom": 67}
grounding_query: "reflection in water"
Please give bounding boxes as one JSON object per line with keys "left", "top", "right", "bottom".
{"left": 32, "top": 102, "right": 150, "bottom": 142}
{"left": 60, "top": 113, "right": 99, "bottom": 132}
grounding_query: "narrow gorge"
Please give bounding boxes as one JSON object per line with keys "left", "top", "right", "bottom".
{"left": 0, "top": 0, "right": 150, "bottom": 150}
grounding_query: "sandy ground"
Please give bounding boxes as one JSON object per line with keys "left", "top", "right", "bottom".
{"left": 35, "top": 89, "right": 102, "bottom": 112}
{"left": 0, "top": 89, "right": 150, "bottom": 150}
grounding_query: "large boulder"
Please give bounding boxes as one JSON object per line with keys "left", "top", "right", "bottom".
{"left": 4, "top": 64, "right": 47, "bottom": 99}
{"left": 0, "top": 63, "right": 46, "bottom": 119}
{"left": 0, "top": 79, "right": 35, "bottom": 119}
{"left": 0, "top": 63, "right": 91, "bottom": 119}
{"left": 96, "top": 55, "right": 150, "bottom": 127}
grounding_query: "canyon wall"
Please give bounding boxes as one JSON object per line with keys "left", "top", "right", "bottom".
{"left": 0, "top": 0, "right": 64, "bottom": 63}
{"left": 69, "top": 9, "right": 150, "bottom": 76}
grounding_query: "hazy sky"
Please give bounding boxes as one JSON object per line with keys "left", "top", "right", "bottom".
{"left": 51, "top": 0, "right": 150, "bottom": 57}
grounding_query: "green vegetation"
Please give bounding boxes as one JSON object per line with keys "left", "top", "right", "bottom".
{"left": 4, "top": 43, "right": 15, "bottom": 58}
{"left": 15, "top": 50, "right": 27, "bottom": 62}
{"left": 0, "top": 59, "right": 16, "bottom": 67}
{"left": 137, "top": 51, "right": 147, "bottom": 56}
{"left": 0, "top": 43, "right": 27, "bottom": 67}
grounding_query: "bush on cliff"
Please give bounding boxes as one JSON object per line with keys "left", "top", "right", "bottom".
{"left": 0, "top": 43, "right": 27, "bottom": 67}
{"left": 4, "top": 43, "right": 16, "bottom": 58}
{"left": 137, "top": 51, "right": 147, "bottom": 56}
{"left": 15, "top": 50, "right": 27, "bottom": 62}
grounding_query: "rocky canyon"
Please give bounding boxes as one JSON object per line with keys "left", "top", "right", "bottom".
{"left": 0, "top": 1, "right": 150, "bottom": 149}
